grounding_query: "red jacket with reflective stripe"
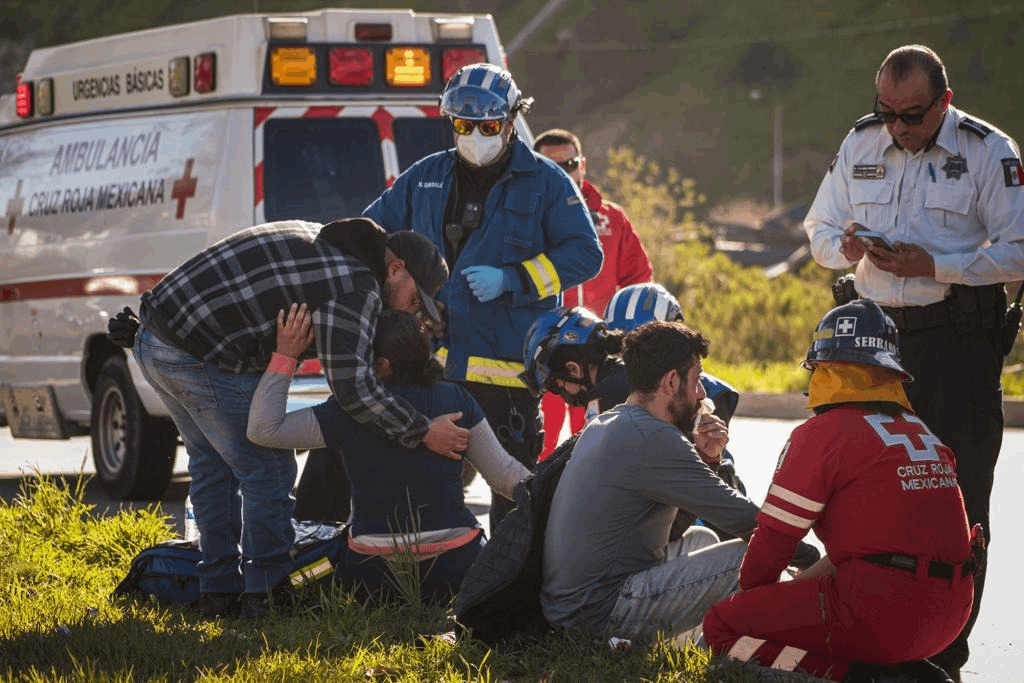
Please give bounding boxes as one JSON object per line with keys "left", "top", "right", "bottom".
{"left": 560, "top": 181, "right": 653, "bottom": 315}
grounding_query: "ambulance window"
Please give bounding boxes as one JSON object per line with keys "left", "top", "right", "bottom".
{"left": 263, "top": 119, "right": 384, "bottom": 224}
{"left": 393, "top": 119, "right": 453, "bottom": 172}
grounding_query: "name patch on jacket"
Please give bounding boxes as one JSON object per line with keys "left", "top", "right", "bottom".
{"left": 852, "top": 164, "right": 885, "bottom": 180}
{"left": 1002, "top": 158, "right": 1024, "bottom": 187}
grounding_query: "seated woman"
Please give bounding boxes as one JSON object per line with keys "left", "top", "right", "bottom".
{"left": 247, "top": 304, "right": 529, "bottom": 605}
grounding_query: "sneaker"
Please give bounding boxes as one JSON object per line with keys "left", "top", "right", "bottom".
{"left": 196, "top": 592, "right": 241, "bottom": 618}
{"left": 896, "top": 661, "right": 955, "bottom": 683}
{"left": 239, "top": 586, "right": 296, "bottom": 620}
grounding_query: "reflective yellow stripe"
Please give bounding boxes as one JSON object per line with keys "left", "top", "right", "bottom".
{"left": 465, "top": 355, "right": 526, "bottom": 388}
{"left": 522, "top": 253, "right": 561, "bottom": 299}
{"left": 289, "top": 556, "right": 333, "bottom": 587}
{"left": 435, "top": 347, "right": 448, "bottom": 365}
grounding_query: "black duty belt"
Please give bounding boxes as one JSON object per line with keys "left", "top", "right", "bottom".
{"left": 860, "top": 552, "right": 977, "bottom": 580}
{"left": 881, "top": 299, "right": 953, "bottom": 332}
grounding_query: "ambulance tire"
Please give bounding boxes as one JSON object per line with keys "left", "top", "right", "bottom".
{"left": 91, "top": 356, "right": 178, "bottom": 501}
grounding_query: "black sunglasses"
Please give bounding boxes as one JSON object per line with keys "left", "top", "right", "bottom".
{"left": 556, "top": 157, "right": 582, "bottom": 172}
{"left": 873, "top": 93, "right": 942, "bottom": 126}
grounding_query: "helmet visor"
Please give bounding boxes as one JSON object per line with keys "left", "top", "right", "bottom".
{"left": 440, "top": 85, "right": 511, "bottom": 120}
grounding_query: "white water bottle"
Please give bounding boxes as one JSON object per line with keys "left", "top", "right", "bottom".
{"left": 183, "top": 495, "right": 200, "bottom": 543}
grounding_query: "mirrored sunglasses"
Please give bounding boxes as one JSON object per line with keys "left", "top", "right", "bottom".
{"left": 557, "top": 157, "right": 582, "bottom": 172}
{"left": 451, "top": 117, "right": 503, "bottom": 137}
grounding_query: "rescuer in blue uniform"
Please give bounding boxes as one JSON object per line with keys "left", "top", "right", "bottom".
{"left": 364, "top": 63, "right": 602, "bottom": 529}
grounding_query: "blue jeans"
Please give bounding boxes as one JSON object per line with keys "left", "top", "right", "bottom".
{"left": 606, "top": 527, "right": 747, "bottom": 643}
{"left": 134, "top": 325, "right": 297, "bottom": 594}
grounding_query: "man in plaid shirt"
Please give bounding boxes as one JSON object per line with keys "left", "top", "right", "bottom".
{"left": 127, "top": 216, "right": 465, "bottom": 618}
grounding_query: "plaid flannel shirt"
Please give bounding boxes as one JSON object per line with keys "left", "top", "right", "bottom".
{"left": 140, "top": 219, "right": 430, "bottom": 448}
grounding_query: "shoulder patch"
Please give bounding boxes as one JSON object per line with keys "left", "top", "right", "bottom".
{"left": 854, "top": 113, "right": 884, "bottom": 131}
{"left": 566, "top": 195, "right": 582, "bottom": 206}
{"left": 1001, "top": 158, "right": 1024, "bottom": 187}
{"left": 959, "top": 117, "right": 992, "bottom": 139}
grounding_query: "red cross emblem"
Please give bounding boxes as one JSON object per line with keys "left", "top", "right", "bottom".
{"left": 865, "top": 413, "right": 943, "bottom": 461}
{"left": 171, "top": 159, "right": 198, "bottom": 219}
{"left": 6, "top": 179, "right": 24, "bottom": 235}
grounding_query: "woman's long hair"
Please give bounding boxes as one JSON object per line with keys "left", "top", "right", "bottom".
{"left": 374, "top": 310, "right": 444, "bottom": 384}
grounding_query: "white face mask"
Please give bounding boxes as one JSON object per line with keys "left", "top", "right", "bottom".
{"left": 456, "top": 128, "right": 506, "bottom": 167}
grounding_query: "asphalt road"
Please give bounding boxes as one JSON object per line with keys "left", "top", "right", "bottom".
{"left": 1, "top": 419, "right": 1020, "bottom": 681}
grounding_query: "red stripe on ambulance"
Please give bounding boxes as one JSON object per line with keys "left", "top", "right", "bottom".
{"left": 1, "top": 274, "right": 165, "bottom": 302}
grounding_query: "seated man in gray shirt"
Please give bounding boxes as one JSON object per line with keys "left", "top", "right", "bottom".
{"left": 541, "top": 321, "right": 819, "bottom": 643}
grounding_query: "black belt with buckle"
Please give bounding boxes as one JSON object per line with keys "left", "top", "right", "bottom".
{"left": 860, "top": 552, "right": 977, "bottom": 580}
{"left": 881, "top": 299, "right": 953, "bottom": 332}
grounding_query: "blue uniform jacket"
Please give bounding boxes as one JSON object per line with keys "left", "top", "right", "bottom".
{"left": 364, "top": 138, "right": 602, "bottom": 386}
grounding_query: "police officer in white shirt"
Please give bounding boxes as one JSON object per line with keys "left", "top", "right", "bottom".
{"left": 804, "top": 44, "right": 1024, "bottom": 683}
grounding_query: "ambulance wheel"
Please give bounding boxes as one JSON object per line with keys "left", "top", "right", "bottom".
{"left": 91, "top": 356, "right": 178, "bottom": 500}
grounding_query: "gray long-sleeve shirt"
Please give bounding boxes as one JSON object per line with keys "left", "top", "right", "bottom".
{"left": 541, "top": 404, "right": 759, "bottom": 631}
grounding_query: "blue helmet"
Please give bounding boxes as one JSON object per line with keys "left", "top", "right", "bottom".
{"left": 802, "top": 298, "right": 912, "bottom": 381}
{"left": 519, "top": 306, "right": 607, "bottom": 397}
{"left": 440, "top": 63, "right": 532, "bottom": 121}
{"left": 604, "top": 283, "right": 684, "bottom": 332}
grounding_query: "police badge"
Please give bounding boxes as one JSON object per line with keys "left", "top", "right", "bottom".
{"left": 941, "top": 155, "right": 967, "bottom": 180}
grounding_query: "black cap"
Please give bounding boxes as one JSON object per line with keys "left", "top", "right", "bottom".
{"left": 386, "top": 231, "right": 449, "bottom": 322}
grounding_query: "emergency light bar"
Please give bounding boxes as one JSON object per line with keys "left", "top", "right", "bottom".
{"left": 264, "top": 42, "right": 488, "bottom": 93}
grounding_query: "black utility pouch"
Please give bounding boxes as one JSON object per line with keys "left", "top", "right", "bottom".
{"left": 1000, "top": 284, "right": 1023, "bottom": 355}
{"left": 950, "top": 283, "right": 1006, "bottom": 334}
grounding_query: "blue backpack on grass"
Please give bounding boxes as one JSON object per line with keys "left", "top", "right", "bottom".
{"left": 112, "top": 521, "right": 347, "bottom": 605}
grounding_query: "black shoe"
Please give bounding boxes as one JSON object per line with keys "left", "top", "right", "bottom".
{"left": 239, "top": 586, "right": 297, "bottom": 620}
{"left": 844, "top": 660, "right": 955, "bottom": 683}
{"left": 895, "top": 660, "right": 955, "bottom": 683}
{"left": 842, "top": 662, "right": 913, "bottom": 683}
{"left": 196, "top": 592, "right": 241, "bottom": 618}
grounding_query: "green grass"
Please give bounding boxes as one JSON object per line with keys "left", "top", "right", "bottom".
{"left": 0, "top": 476, "right": 824, "bottom": 682}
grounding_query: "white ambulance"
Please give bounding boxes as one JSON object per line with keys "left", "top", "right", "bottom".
{"left": 0, "top": 9, "right": 524, "bottom": 500}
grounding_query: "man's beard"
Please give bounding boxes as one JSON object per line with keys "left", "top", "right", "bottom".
{"left": 668, "top": 383, "right": 700, "bottom": 433}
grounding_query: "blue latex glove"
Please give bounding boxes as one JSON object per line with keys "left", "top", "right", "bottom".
{"left": 462, "top": 265, "right": 510, "bottom": 302}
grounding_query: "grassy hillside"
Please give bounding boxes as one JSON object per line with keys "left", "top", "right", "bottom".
{"left": 4, "top": 0, "right": 1023, "bottom": 216}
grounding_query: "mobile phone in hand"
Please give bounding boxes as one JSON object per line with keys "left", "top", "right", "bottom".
{"left": 855, "top": 230, "right": 897, "bottom": 252}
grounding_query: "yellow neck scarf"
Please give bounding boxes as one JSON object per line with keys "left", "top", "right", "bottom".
{"left": 806, "top": 363, "right": 912, "bottom": 410}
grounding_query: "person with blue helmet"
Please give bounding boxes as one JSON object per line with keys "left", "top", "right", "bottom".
{"left": 364, "top": 63, "right": 602, "bottom": 531}
{"left": 522, "top": 284, "right": 746, "bottom": 495}
{"left": 521, "top": 302, "right": 743, "bottom": 539}
{"left": 606, "top": 283, "right": 742, "bottom": 432}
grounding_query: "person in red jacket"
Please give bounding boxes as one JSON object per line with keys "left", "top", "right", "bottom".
{"left": 703, "top": 299, "right": 980, "bottom": 683}
{"left": 533, "top": 128, "right": 653, "bottom": 460}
